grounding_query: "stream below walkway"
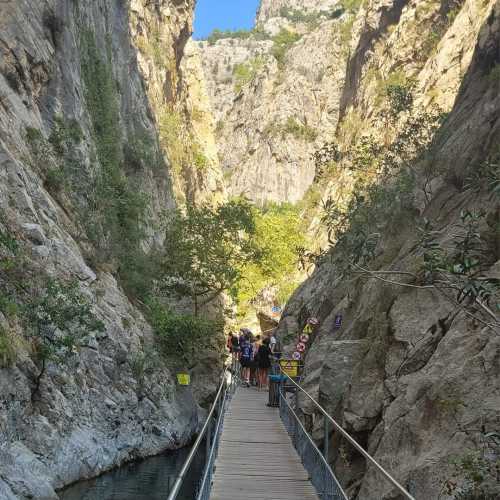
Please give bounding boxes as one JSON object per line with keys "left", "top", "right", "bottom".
{"left": 58, "top": 446, "right": 204, "bottom": 500}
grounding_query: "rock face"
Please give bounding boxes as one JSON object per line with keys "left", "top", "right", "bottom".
{"left": 1, "top": 0, "right": 499, "bottom": 498}
{"left": 199, "top": 1, "right": 345, "bottom": 203}
{"left": 0, "top": 1, "right": 222, "bottom": 498}
{"left": 198, "top": 38, "right": 273, "bottom": 124}
{"left": 271, "top": 1, "right": 500, "bottom": 498}
{"left": 256, "top": 0, "right": 340, "bottom": 24}
{"left": 130, "top": 1, "right": 224, "bottom": 205}
{"left": 199, "top": 0, "right": 497, "bottom": 204}
{"left": 178, "top": 40, "right": 226, "bottom": 204}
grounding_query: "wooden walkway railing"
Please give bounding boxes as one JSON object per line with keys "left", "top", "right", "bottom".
{"left": 209, "top": 389, "right": 319, "bottom": 500}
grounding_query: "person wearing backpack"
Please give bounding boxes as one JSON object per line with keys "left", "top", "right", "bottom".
{"left": 268, "top": 330, "right": 282, "bottom": 359}
{"left": 239, "top": 333, "right": 253, "bottom": 387}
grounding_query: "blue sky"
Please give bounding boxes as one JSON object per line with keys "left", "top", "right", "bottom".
{"left": 193, "top": 0, "right": 260, "bottom": 39}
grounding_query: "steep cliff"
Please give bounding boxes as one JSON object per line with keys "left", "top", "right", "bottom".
{"left": 256, "top": 0, "right": 340, "bottom": 24}
{"left": 200, "top": 1, "right": 345, "bottom": 203}
{"left": 0, "top": 1, "right": 221, "bottom": 499}
{"left": 272, "top": 1, "right": 500, "bottom": 499}
{"left": 199, "top": 0, "right": 496, "bottom": 203}
{"left": 2, "top": 0, "right": 499, "bottom": 498}
{"left": 130, "top": 1, "right": 224, "bottom": 204}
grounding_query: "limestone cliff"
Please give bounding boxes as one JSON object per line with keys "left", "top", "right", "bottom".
{"left": 272, "top": 1, "right": 500, "bottom": 499}
{"left": 200, "top": 1, "right": 344, "bottom": 203}
{"left": 130, "top": 1, "right": 224, "bottom": 204}
{"left": 257, "top": 0, "right": 340, "bottom": 24}
{"left": 199, "top": 0, "right": 495, "bottom": 203}
{"left": 0, "top": 1, "right": 221, "bottom": 499}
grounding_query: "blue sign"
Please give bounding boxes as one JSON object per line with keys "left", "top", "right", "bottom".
{"left": 272, "top": 305, "right": 282, "bottom": 313}
{"left": 334, "top": 314, "right": 343, "bottom": 329}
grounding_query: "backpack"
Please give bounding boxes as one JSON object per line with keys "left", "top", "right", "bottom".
{"left": 241, "top": 342, "right": 253, "bottom": 360}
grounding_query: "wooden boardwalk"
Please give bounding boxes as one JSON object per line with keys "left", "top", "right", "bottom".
{"left": 210, "top": 388, "right": 319, "bottom": 500}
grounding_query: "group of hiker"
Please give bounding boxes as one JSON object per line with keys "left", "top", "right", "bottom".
{"left": 227, "top": 328, "right": 279, "bottom": 389}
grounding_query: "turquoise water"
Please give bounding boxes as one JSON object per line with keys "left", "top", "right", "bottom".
{"left": 58, "top": 447, "right": 204, "bottom": 500}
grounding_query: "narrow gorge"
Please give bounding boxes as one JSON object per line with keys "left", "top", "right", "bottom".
{"left": 1, "top": 0, "right": 499, "bottom": 499}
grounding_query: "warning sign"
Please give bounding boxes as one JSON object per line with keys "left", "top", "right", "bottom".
{"left": 280, "top": 359, "right": 299, "bottom": 378}
{"left": 334, "top": 314, "right": 343, "bottom": 329}
{"left": 177, "top": 373, "right": 191, "bottom": 386}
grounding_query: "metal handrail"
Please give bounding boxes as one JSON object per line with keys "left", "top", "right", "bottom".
{"left": 196, "top": 373, "right": 230, "bottom": 500}
{"left": 167, "top": 369, "right": 229, "bottom": 500}
{"left": 279, "top": 367, "right": 416, "bottom": 500}
{"left": 280, "top": 386, "right": 349, "bottom": 499}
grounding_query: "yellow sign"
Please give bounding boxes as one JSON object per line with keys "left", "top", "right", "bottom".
{"left": 280, "top": 359, "right": 299, "bottom": 378}
{"left": 177, "top": 373, "right": 191, "bottom": 386}
{"left": 303, "top": 324, "right": 313, "bottom": 335}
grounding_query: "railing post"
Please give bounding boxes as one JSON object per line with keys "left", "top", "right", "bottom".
{"left": 323, "top": 415, "right": 329, "bottom": 463}
{"left": 205, "top": 417, "right": 212, "bottom": 466}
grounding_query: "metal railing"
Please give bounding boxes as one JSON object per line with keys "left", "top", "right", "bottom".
{"left": 280, "top": 386, "right": 348, "bottom": 500}
{"left": 278, "top": 368, "right": 416, "bottom": 500}
{"left": 167, "top": 367, "right": 237, "bottom": 500}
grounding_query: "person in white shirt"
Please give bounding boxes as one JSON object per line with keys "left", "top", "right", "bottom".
{"left": 269, "top": 333, "right": 277, "bottom": 353}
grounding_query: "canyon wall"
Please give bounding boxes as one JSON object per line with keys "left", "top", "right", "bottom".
{"left": 271, "top": 1, "right": 500, "bottom": 498}
{"left": 200, "top": 1, "right": 344, "bottom": 204}
{"left": 1, "top": 0, "right": 498, "bottom": 498}
{"left": 0, "top": 1, "right": 222, "bottom": 499}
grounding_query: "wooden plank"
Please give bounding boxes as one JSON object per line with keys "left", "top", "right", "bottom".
{"left": 209, "top": 388, "right": 319, "bottom": 500}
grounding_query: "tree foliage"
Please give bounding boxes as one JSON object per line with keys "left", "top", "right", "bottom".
{"left": 160, "top": 199, "right": 261, "bottom": 312}
{"left": 271, "top": 29, "right": 302, "bottom": 67}
{"left": 237, "top": 203, "right": 306, "bottom": 317}
{"left": 205, "top": 28, "right": 270, "bottom": 46}
{"left": 25, "top": 279, "right": 104, "bottom": 357}
{"left": 148, "top": 301, "right": 223, "bottom": 367}
{"left": 23, "top": 279, "right": 104, "bottom": 398}
{"left": 233, "top": 57, "right": 265, "bottom": 93}
{"left": 419, "top": 211, "right": 500, "bottom": 308}
{"left": 319, "top": 108, "right": 445, "bottom": 268}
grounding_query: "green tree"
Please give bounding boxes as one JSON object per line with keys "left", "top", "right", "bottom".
{"left": 272, "top": 29, "right": 302, "bottom": 67}
{"left": 237, "top": 204, "right": 306, "bottom": 317}
{"left": 338, "top": 0, "right": 364, "bottom": 13}
{"left": 319, "top": 108, "right": 445, "bottom": 267}
{"left": 25, "top": 279, "right": 104, "bottom": 399}
{"left": 148, "top": 301, "right": 223, "bottom": 367}
{"left": 160, "top": 199, "right": 261, "bottom": 314}
{"left": 233, "top": 57, "right": 265, "bottom": 92}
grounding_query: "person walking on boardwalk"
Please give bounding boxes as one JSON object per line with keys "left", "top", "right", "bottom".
{"left": 267, "top": 329, "right": 277, "bottom": 355}
{"left": 257, "top": 338, "right": 272, "bottom": 389}
{"left": 239, "top": 332, "right": 253, "bottom": 387}
{"left": 230, "top": 332, "right": 240, "bottom": 361}
{"left": 250, "top": 334, "right": 261, "bottom": 386}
